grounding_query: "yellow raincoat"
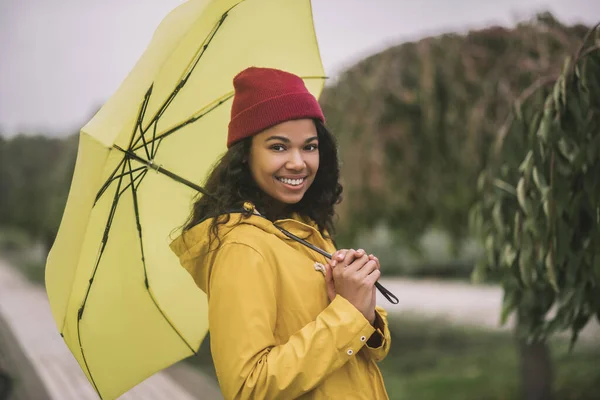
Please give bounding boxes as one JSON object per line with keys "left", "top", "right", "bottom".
{"left": 170, "top": 212, "right": 391, "bottom": 399}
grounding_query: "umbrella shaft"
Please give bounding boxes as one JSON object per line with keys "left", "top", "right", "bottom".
{"left": 113, "top": 145, "right": 214, "bottom": 199}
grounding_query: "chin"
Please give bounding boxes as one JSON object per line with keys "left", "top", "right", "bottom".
{"left": 275, "top": 193, "right": 305, "bottom": 205}
{"left": 280, "top": 196, "right": 304, "bottom": 205}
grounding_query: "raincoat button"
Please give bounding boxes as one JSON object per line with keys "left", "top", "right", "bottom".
{"left": 314, "top": 262, "right": 326, "bottom": 275}
{"left": 346, "top": 349, "right": 353, "bottom": 355}
{"left": 360, "top": 336, "right": 366, "bottom": 342}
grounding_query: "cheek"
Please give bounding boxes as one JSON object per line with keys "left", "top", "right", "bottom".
{"left": 249, "top": 154, "right": 278, "bottom": 182}
{"left": 309, "top": 153, "right": 320, "bottom": 174}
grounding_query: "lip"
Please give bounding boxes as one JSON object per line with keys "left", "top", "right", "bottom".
{"left": 277, "top": 175, "right": 307, "bottom": 180}
{"left": 276, "top": 176, "right": 307, "bottom": 191}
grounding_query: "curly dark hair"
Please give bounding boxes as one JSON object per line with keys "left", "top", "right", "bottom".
{"left": 182, "top": 119, "right": 343, "bottom": 249}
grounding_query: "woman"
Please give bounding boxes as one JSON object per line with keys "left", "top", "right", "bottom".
{"left": 170, "top": 67, "right": 391, "bottom": 399}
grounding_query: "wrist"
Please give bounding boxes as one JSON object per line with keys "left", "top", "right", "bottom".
{"left": 367, "top": 312, "right": 376, "bottom": 326}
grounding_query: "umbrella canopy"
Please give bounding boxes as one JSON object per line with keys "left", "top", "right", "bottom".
{"left": 44, "top": 0, "right": 325, "bottom": 398}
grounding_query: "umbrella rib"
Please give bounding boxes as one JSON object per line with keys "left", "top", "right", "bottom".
{"left": 151, "top": 120, "right": 158, "bottom": 157}
{"left": 128, "top": 85, "right": 154, "bottom": 160}
{"left": 95, "top": 166, "right": 147, "bottom": 205}
{"left": 150, "top": 135, "right": 163, "bottom": 160}
{"left": 131, "top": 8, "right": 232, "bottom": 151}
{"left": 76, "top": 319, "right": 102, "bottom": 398}
{"left": 118, "top": 168, "right": 147, "bottom": 198}
{"left": 114, "top": 145, "right": 214, "bottom": 198}
{"left": 95, "top": 157, "right": 126, "bottom": 205}
{"left": 132, "top": 92, "right": 234, "bottom": 152}
{"left": 77, "top": 158, "right": 129, "bottom": 399}
{"left": 137, "top": 85, "right": 153, "bottom": 160}
{"left": 125, "top": 158, "right": 197, "bottom": 355}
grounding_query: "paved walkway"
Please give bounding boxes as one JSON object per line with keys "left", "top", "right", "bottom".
{"left": 0, "top": 312, "right": 51, "bottom": 400}
{"left": 0, "top": 259, "right": 222, "bottom": 400}
{"left": 377, "top": 278, "right": 600, "bottom": 342}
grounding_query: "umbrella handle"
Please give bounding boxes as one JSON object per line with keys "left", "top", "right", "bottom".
{"left": 275, "top": 226, "right": 399, "bottom": 305}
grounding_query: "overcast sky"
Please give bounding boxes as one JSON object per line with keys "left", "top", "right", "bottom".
{"left": 1, "top": 0, "right": 598, "bottom": 137}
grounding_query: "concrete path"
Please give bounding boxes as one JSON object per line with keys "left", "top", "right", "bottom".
{"left": 0, "top": 312, "right": 51, "bottom": 400}
{"left": 0, "top": 259, "right": 222, "bottom": 400}
{"left": 377, "top": 278, "right": 600, "bottom": 342}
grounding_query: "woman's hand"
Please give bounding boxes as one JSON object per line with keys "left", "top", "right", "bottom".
{"left": 325, "top": 249, "right": 380, "bottom": 303}
{"left": 328, "top": 249, "right": 380, "bottom": 324}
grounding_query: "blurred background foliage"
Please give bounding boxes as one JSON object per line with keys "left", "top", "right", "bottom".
{"left": 321, "top": 12, "right": 590, "bottom": 275}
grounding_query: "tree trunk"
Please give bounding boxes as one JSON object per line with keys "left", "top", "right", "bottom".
{"left": 517, "top": 315, "right": 554, "bottom": 400}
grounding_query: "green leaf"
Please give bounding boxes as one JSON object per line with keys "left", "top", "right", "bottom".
{"left": 537, "top": 115, "right": 553, "bottom": 143}
{"left": 543, "top": 200, "right": 550, "bottom": 219}
{"left": 553, "top": 77, "right": 563, "bottom": 111}
{"left": 493, "top": 179, "right": 516, "bottom": 196}
{"left": 485, "top": 234, "right": 495, "bottom": 265}
{"left": 532, "top": 166, "right": 548, "bottom": 192}
{"left": 492, "top": 202, "right": 504, "bottom": 232}
{"left": 471, "top": 258, "right": 488, "bottom": 283}
{"left": 519, "top": 235, "right": 534, "bottom": 287}
{"left": 500, "top": 290, "right": 519, "bottom": 325}
{"left": 519, "top": 151, "right": 535, "bottom": 175}
{"left": 503, "top": 244, "right": 518, "bottom": 268}
{"left": 545, "top": 251, "right": 559, "bottom": 293}
{"left": 517, "top": 177, "right": 527, "bottom": 210}
{"left": 514, "top": 212, "right": 522, "bottom": 246}
{"left": 514, "top": 101, "right": 523, "bottom": 121}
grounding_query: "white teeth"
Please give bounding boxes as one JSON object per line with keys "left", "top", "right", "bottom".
{"left": 278, "top": 177, "right": 304, "bottom": 186}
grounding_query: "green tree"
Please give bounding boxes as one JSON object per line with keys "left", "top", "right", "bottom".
{"left": 0, "top": 134, "right": 78, "bottom": 251}
{"left": 320, "top": 13, "right": 589, "bottom": 250}
{"left": 470, "top": 26, "right": 600, "bottom": 399}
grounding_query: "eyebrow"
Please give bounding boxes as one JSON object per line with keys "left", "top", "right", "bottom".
{"left": 265, "top": 135, "right": 319, "bottom": 144}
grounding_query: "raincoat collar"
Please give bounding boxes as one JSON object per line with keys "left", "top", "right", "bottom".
{"left": 169, "top": 205, "right": 327, "bottom": 295}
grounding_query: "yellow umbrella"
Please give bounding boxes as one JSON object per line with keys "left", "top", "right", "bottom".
{"left": 44, "top": 0, "right": 325, "bottom": 398}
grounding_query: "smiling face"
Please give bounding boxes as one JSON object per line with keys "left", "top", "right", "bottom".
{"left": 248, "top": 119, "right": 319, "bottom": 206}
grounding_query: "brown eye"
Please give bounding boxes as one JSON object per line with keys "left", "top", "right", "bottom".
{"left": 270, "top": 144, "right": 286, "bottom": 152}
{"left": 305, "top": 144, "right": 318, "bottom": 151}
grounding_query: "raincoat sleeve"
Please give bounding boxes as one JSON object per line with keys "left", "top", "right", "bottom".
{"left": 362, "top": 306, "right": 392, "bottom": 362}
{"left": 208, "top": 242, "right": 377, "bottom": 400}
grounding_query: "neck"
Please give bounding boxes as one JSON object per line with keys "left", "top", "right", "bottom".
{"left": 259, "top": 196, "right": 294, "bottom": 222}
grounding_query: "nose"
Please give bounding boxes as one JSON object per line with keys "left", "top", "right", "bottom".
{"left": 285, "top": 149, "right": 306, "bottom": 171}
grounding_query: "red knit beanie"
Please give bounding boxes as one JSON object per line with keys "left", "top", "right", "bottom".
{"left": 227, "top": 67, "right": 325, "bottom": 148}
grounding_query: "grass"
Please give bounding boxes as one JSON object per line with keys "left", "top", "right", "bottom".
{"left": 380, "top": 316, "right": 600, "bottom": 400}
{"left": 186, "top": 316, "right": 600, "bottom": 400}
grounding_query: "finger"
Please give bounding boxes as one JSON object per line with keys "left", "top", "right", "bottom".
{"left": 324, "top": 263, "right": 334, "bottom": 283}
{"left": 335, "top": 249, "right": 349, "bottom": 262}
{"left": 342, "top": 249, "right": 356, "bottom": 268}
{"left": 369, "top": 255, "right": 380, "bottom": 270}
{"left": 346, "top": 253, "right": 370, "bottom": 273}
{"left": 333, "top": 252, "right": 349, "bottom": 279}
{"left": 364, "top": 269, "right": 381, "bottom": 286}
{"left": 358, "top": 259, "right": 378, "bottom": 278}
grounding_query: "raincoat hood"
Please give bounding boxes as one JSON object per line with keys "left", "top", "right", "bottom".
{"left": 170, "top": 212, "right": 325, "bottom": 294}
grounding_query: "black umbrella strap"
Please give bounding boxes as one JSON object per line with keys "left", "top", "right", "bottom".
{"left": 273, "top": 225, "right": 399, "bottom": 305}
